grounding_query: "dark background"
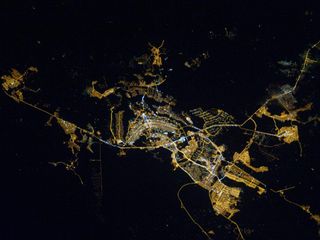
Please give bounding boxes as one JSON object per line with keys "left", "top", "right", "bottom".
{"left": 1, "top": 1, "right": 320, "bottom": 240}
